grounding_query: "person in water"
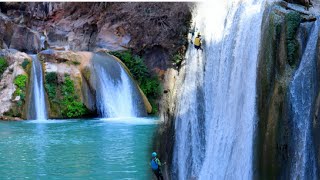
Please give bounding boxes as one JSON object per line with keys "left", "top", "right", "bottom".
{"left": 150, "top": 152, "right": 164, "bottom": 180}
{"left": 194, "top": 32, "right": 203, "bottom": 51}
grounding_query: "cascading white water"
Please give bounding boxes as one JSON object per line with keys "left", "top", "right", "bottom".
{"left": 93, "top": 54, "right": 139, "bottom": 118}
{"left": 289, "top": 18, "right": 319, "bottom": 180}
{"left": 172, "top": 35, "right": 206, "bottom": 180}
{"left": 28, "top": 55, "right": 47, "bottom": 120}
{"left": 173, "top": 0, "right": 268, "bottom": 179}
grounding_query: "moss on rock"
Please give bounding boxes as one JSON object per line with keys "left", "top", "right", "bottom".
{"left": 81, "top": 66, "right": 91, "bottom": 82}
{"left": 0, "top": 57, "right": 8, "bottom": 77}
{"left": 285, "top": 11, "right": 301, "bottom": 66}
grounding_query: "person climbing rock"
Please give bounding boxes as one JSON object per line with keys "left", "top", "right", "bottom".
{"left": 150, "top": 152, "right": 164, "bottom": 180}
{"left": 194, "top": 32, "right": 203, "bottom": 51}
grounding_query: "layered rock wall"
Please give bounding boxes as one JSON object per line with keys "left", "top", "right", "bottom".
{"left": 256, "top": 2, "right": 319, "bottom": 178}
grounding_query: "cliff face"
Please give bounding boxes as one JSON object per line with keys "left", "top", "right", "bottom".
{"left": 256, "top": 2, "right": 320, "bottom": 178}
{"left": 0, "top": 2, "right": 193, "bottom": 120}
{"left": 0, "top": 2, "right": 191, "bottom": 63}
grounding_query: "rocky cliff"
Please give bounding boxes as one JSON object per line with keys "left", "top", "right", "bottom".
{"left": 256, "top": 1, "right": 320, "bottom": 178}
{"left": 0, "top": 2, "right": 191, "bottom": 67}
{"left": 0, "top": 2, "right": 193, "bottom": 120}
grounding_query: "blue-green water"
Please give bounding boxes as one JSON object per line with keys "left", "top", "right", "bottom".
{"left": 0, "top": 118, "right": 158, "bottom": 179}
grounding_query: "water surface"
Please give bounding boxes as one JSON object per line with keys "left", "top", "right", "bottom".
{"left": 0, "top": 118, "right": 157, "bottom": 179}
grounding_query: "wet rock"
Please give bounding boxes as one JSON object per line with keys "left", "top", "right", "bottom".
{"left": 256, "top": 4, "right": 319, "bottom": 178}
{"left": 154, "top": 67, "right": 180, "bottom": 179}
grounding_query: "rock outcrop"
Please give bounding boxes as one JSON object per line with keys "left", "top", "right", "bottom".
{"left": 256, "top": 2, "right": 319, "bottom": 178}
{"left": 0, "top": 49, "right": 32, "bottom": 119}
{"left": 0, "top": 3, "right": 192, "bottom": 60}
{"left": 0, "top": 2, "right": 193, "bottom": 121}
{"left": 0, "top": 13, "right": 41, "bottom": 53}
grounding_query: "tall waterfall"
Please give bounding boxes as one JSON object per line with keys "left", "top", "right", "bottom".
{"left": 173, "top": 0, "right": 268, "bottom": 179}
{"left": 28, "top": 55, "right": 47, "bottom": 120}
{"left": 93, "top": 54, "right": 145, "bottom": 118}
{"left": 289, "top": 18, "right": 319, "bottom": 180}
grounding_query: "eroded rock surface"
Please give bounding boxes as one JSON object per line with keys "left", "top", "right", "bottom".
{"left": 0, "top": 49, "right": 31, "bottom": 119}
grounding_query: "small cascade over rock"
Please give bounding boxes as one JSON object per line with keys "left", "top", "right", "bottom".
{"left": 28, "top": 55, "right": 47, "bottom": 120}
{"left": 92, "top": 53, "right": 146, "bottom": 118}
{"left": 289, "top": 18, "right": 320, "bottom": 179}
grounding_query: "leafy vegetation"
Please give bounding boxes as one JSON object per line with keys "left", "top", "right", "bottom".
{"left": 13, "top": 74, "right": 28, "bottom": 107}
{"left": 109, "top": 50, "right": 162, "bottom": 114}
{"left": 72, "top": 60, "right": 81, "bottom": 65}
{"left": 0, "top": 57, "right": 8, "bottom": 77}
{"left": 285, "top": 12, "right": 301, "bottom": 66}
{"left": 21, "top": 59, "right": 30, "bottom": 70}
{"left": 14, "top": 75, "right": 27, "bottom": 89}
{"left": 109, "top": 51, "right": 148, "bottom": 82}
{"left": 172, "top": 53, "right": 184, "bottom": 65}
{"left": 44, "top": 72, "right": 88, "bottom": 118}
{"left": 45, "top": 72, "right": 58, "bottom": 100}
{"left": 61, "top": 76, "right": 88, "bottom": 118}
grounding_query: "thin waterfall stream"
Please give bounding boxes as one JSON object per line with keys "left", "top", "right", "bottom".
{"left": 289, "top": 18, "right": 320, "bottom": 179}
{"left": 28, "top": 55, "right": 47, "bottom": 120}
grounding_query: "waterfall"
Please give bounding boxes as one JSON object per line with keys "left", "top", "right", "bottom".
{"left": 93, "top": 54, "right": 144, "bottom": 118}
{"left": 289, "top": 18, "right": 319, "bottom": 180}
{"left": 173, "top": 0, "right": 268, "bottom": 179}
{"left": 28, "top": 55, "right": 47, "bottom": 120}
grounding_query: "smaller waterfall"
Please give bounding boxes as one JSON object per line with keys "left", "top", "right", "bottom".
{"left": 93, "top": 54, "right": 144, "bottom": 118}
{"left": 289, "top": 18, "right": 319, "bottom": 179}
{"left": 28, "top": 55, "right": 47, "bottom": 120}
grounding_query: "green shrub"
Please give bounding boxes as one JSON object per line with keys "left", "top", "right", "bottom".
{"left": 45, "top": 84, "right": 56, "bottom": 100}
{"left": 172, "top": 53, "right": 184, "bottom": 64}
{"left": 286, "top": 12, "right": 301, "bottom": 66}
{"left": 45, "top": 72, "right": 58, "bottom": 83}
{"left": 17, "top": 100, "right": 23, "bottom": 107}
{"left": 21, "top": 59, "right": 30, "bottom": 70}
{"left": 14, "top": 75, "right": 27, "bottom": 89}
{"left": 0, "top": 57, "right": 8, "bottom": 76}
{"left": 61, "top": 76, "right": 88, "bottom": 118}
{"left": 140, "top": 77, "right": 162, "bottom": 99}
{"left": 64, "top": 101, "right": 87, "bottom": 118}
{"left": 13, "top": 74, "right": 28, "bottom": 109}
{"left": 109, "top": 51, "right": 148, "bottom": 83}
{"left": 45, "top": 72, "right": 57, "bottom": 99}
{"left": 13, "top": 89, "right": 22, "bottom": 97}
{"left": 110, "top": 50, "right": 162, "bottom": 114}
{"left": 44, "top": 73, "right": 88, "bottom": 118}
{"left": 62, "top": 76, "right": 75, "bottom": 96}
